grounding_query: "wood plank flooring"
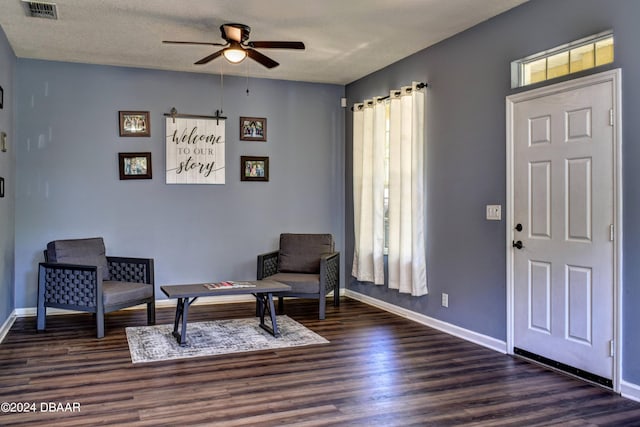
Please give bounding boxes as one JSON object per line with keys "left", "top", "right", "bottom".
{"left": 1, "top": 297, "right": 639, "bottom": 426}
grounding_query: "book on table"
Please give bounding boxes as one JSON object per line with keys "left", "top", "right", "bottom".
{"left": 203, "top": 281, "right": 256, "bottom": 290}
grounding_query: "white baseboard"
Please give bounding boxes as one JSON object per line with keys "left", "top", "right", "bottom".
{"left": 15, "top": 289, "right": 351, "bottom": 318}
{"left": 15, "top": 306, "right": 78, "bottom": 317}
{"left": 0, "top": 310, "right": 17, "bottom": 343}
{"left": 344, "top": 289, "right": 507, "bottom": 354}
{"left": 14, "top": 294, "right": 258, "bottom": 318}
{"left": 621, "top": 380, "right": 640, "bottom": 402}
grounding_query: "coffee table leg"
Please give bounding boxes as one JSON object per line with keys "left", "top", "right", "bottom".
{"left": 172, "top": 298, "right": 183, "bottom": 334}
{"left": 267, "top": 292, "right": 279, "bottom": 337}
{"left": 257, "top": 292, "right": 280, "bottom": 337}
{"left": 172, "top": 297, "right": 191, "bottom": 346}
{"left": 256, "top": 293, "right": 265, "bottom": 325}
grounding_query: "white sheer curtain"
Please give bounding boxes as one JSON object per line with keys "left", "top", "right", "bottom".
{"left": 388, "top": 83, "right": 427, "bottom": 296}
{"left": 352, "top": 82, "right": 427, "bottom": 296}
{"left": 352, "top": 97, "right": 385, "bottom": 285}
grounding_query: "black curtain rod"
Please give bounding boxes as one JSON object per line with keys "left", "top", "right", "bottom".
{"left": 350, "top": 82, "right": 427, "bottom": 111}
{"left": 163, "top": 107, "right": 227, "bottom": 124}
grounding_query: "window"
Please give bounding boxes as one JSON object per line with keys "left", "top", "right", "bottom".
{"left": 512, "top": 31, "right": 614, "bottom": 88}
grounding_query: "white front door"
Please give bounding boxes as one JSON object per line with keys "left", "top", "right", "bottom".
{"left": 507, "top": 70, "right": 621, "bottom": 386}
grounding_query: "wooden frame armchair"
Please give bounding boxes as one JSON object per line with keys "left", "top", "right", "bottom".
{"left": 257, "top": 233, "right": 340, "bottom": 320}
{"left": 37, "top": 237, "right": 155, "bottom": 338}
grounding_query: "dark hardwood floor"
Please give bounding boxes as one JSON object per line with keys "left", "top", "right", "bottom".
{"left": 1, "top": 297, "right": 639, "bottom": 426}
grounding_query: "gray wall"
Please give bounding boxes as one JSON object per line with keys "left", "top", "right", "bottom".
{"left": 345, "top": 0, "right": 640, "bottom": 385}
{"left": 0, "top": 26, "right": 15, "bottom": 327}
{"left": 14, "top": 60, "right": 345, "bottom": 308}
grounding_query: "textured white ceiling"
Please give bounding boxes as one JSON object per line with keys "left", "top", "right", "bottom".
{"left": 0, "top": 0, "right": 528, "bottom": 85}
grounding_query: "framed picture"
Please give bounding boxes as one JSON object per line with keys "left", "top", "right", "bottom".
{"left": 239, "top": 117, "right": 266, "bottom": 141}
{"left": 119, "top": 152, "right": 152, "bottom": 180}
{"left": 240, "top": 156, "right": 269, "bottom": 181}
{"left": 0, "top": 85, "right": 3, "bottom": 109}
{"left": 119, "top": 111, "right": 150, "bottom": 137}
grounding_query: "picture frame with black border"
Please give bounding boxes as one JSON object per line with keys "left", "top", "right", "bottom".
{"left": 119, "top": 152, "right": 152, "bottom": 180}
{"left": 119, "top": 111, "right": 150, "bottom": 137}
{"left": 240, "top": 156, "right": 269, "bottom": 181}
{"left": 239, "top": 117, "right": 266, "bottom": 141}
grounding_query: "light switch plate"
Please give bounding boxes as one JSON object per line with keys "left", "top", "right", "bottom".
{"left": 486, "top": 205, "right": 501, "bottom": 221}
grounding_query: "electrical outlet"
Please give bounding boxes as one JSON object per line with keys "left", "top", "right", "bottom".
{"left": 442, "top": 293, "right": 449, "bottom": 308}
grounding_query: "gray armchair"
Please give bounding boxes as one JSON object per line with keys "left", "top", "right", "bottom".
{"left": 37, "top": 237, "right": 155, "bottom": 338}
{"left": 257, "top": 233, "right": 339, "bottom": 320}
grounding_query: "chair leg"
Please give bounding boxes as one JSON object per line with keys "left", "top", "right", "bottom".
{"left": 333, "top": 288, "right": 340, "bottom": 307}
{"left": 278, "top": 296, "right": 284, "bottom": 314}
{"left": 147, "top": 300, "right": 156, "bottom": 325}
{"left": 36, "top": 305, "right": 46, "bottom": 332}
{"left": 319, "top": 296, "right": 326, "bottom": 320}
{"left": 96, "top": 307, "right": 105, "bottom": 339}
{"left": 37, "top": 267, "right": 47, "bottom": 332}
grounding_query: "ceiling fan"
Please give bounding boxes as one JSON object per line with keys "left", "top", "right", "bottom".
{"left": 163, "top": 23, "right": 305, "bottom": 69}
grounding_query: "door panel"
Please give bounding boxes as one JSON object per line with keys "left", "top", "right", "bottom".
{"left": 529, "top": 260, "right": 551, "bottom": 333}
{"left": 529, "top": 161, "right": 551, "bottom": 238}
{"left": 566, "top": 157, "right": 592, "bottom": 241}
{"left": 566, "top": 265, "right": 592, "bottom": 344}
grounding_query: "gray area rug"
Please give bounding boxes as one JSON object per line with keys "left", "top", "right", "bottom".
{"left": 126, "top": 316, "right": 329, "bottom": 363}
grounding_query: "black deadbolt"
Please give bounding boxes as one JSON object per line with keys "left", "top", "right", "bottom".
{"left": 515, "top": 223, "right": 523, "bottom": 232}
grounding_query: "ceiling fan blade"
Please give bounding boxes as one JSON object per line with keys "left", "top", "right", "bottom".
{"left": 163, "top": 40, "right": 226, "bottom": 46}
{"left": 194, "top": 49, "right": 225, "bottom": 65}
{"left": 248, "top": 41, "right": 305, "bottom": 50}
{"left": 246, "top": 49, "right": 279, "bottom": 69}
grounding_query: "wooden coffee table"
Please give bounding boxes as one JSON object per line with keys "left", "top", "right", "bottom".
{"left": 160, "top": 280, "right": 291, "bottom": 346}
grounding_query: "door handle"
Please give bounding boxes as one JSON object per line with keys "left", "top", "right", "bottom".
{"left": 512, "top": 240, "right": 523, "bottom": 250}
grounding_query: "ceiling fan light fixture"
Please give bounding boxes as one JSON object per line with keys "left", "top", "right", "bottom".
{"left": 223, "top": 47, "right": 247, "bottom": 64}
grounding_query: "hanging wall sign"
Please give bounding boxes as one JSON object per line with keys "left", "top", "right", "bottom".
{"left": 165, "top": 116, "right": 225, "bottom": 184}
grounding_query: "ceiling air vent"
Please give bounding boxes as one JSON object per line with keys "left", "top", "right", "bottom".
{"left": 21, "top": 1, "right": 58, "bottom": 20}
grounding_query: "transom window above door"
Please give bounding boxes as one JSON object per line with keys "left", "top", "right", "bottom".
{"left": 511, "top": 31, "right": 614, "bottom": 88}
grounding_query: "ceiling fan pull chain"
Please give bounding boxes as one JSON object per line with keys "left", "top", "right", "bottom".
{"left": 219, "top": 65, "right": 224, "bottom": 112}
{"left": 246, "top": 60, "right": 250, "bottom": 96}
